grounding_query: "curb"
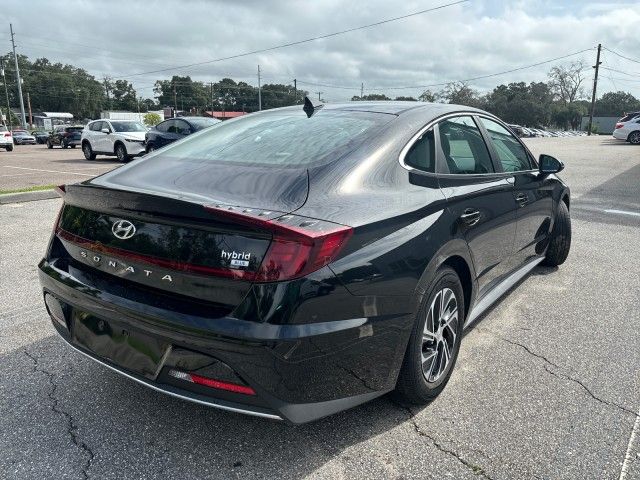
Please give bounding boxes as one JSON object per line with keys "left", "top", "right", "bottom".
{"left": 0, "top": 189, "right": 59, "bottom": 205}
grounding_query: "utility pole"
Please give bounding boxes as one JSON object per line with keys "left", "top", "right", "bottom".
{"left": 173, "top": 82, "right": 177, "bottom": 118}
{"left": 257, "top": 65, "right": 262, "bottom": 111}
{"left": 587, "top": 43, "right": 602, "bottom": 136}
{"left": 361, "top": 82, "right": 364, "bottom": 99}
{"left": 1, "top": 58, "right": 11, "bottom": 129}
{"left": 103, "top": 77, "right": 111, "bottom": 110}
{"left": 293, "top": 78, "right": 297, "bottom": 103}
{"left": 10, "top": 24, "right": 27, "bottom": 128}
{"left": 210, "top": 82, "right": 214, "bottom": 116}
{"left": 316, "top": 91, "right": 323, "bottom": 102}
{"left": 27, "top": 91, "right": 32, "bottom": 128}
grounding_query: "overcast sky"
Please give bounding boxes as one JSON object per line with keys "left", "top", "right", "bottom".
{"left": 3, "top": 0, "right": 640, "bottom": 102}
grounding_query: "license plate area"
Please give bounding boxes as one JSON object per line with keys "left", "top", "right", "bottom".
{"left": 73, "top": 311, "right": 170, "bottom": 379}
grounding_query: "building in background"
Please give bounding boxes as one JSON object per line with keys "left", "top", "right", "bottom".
{"left": 204, "top": 111, "right": 246, "bottom": 121}
{"left": 581, "top": 116, "right": 619, "bottom": 134}
{"left": 100, "top": 110, "right": 165, "bottom": 123}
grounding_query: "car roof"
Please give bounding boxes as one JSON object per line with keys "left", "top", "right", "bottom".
{"left": 256, "top": 101, "right": 486, "bottom": 119}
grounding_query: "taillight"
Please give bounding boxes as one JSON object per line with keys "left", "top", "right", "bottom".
{"left": 168, "top": 369, "right": 256, "bottom": 395}
{"left": 615, "top": 123, "right": 624, "bottom": 129}
{"left": 204, "top": 204, "right": 353, "bottom": 282}
{"left": 3, "top": 132, "right": 10, "bottom": 137}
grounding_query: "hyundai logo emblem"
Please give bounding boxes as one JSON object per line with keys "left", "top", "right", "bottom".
{"left": 111, "top": 219, "right": 136, "bottom": 240}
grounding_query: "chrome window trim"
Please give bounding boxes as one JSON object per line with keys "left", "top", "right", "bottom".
{"left": 398, "top": 110, "right": 539, "bottom": 176}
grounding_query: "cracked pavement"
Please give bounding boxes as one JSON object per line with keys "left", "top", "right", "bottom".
{"left": 1, "top": 136, "right": 639, "bottom": 479}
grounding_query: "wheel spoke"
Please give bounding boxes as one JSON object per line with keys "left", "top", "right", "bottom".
{"left": 422, "top": 349, "right": 437, "bottom": 379}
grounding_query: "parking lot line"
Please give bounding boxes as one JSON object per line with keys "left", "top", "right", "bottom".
{"left": 3, "top": 165, "right": 96, "bottom": 177}
{"left": 619, "top": 407, "right": 640, "bottom": 480}
{"left": 604, "top": 209, "right": 640, "bottom": 217}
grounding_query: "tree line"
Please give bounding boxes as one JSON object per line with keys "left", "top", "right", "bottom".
{"left": 2, "top": 54, "right": 639, "bottom": 128}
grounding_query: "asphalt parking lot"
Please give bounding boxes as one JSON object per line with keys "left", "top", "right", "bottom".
{"left": 1, "top": 136, "right": 639, "bottom": 479}
{"left": 0, "top": 144, "right": 121, "bottom": 192}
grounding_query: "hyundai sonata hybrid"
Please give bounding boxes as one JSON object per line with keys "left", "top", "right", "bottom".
{"left": 38, "top": 99, "right": 571, "bottom": 423}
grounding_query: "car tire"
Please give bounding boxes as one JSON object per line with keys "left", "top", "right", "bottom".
{"left": 115, "top": 143, "right": 129, "bottom": 162}
{"left": 542, "top": 200, "right": 571, "bottom": 267}
{"left": 628, "top": 131, "right": 640, "bottom": 145}
{"left": 47, "top": 140, "right": 53, "bottom": 149}
{"left": 82, "top": 142, "right": 96, "bottom": 161}
{"left": 6, "top": 144, "right": 13, "bottom": 152}
{"left": 70, "top": 144, "right": 76, "bottom": 149}
{"left": 146, "top": 144, "right": 155, "bottom": 154}
{"left": 61, "top": 140, "right": 68, "bottom": 149}
{"left": 394, "top": 266, "right": 464, "bottom": 405}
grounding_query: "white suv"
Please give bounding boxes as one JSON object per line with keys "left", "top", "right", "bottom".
{"left": 0, "top": 125, "right": 13, "bottom": 151}
{"left": 613, "top": 115, "right": 640, "bottom": 145}
{"left": 81, "top": 120, "right": 148, "bottom": 161}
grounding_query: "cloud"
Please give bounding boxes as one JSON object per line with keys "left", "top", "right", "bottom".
{"left": 3, "top": 0, "right": 639, "bottom": 101}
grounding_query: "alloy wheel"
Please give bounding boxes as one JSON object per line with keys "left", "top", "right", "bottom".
{"left": 629, "top": 132, "right": 640, "bottom": 145}
{"left": 421, "top": 287, "right": 459, "bottom": 383}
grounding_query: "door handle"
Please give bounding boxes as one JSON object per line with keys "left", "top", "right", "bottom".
{"left": 515, "top": 193, "right": 528, "bottom": 206}
{"left": 460, "top": 208, "right": 481, "bottom": 226}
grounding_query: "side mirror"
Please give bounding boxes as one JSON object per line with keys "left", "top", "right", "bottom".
{"left": 101, "top": 128, "right": 110, "bottom": 134}
{"left": 539, "top": 154, "right": 564, "bottom": 175}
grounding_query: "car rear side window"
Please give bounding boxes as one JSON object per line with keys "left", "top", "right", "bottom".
{"left": 479, "top": 117, "right": 532, "bottom": 172}
{"left": 157, "top": 110, "right": 394, "bottom": 168}
{"left": 155, "top": 120, "right": 172, "bottom": 133}
{"left": 404, "top": 128, "right": 435, "bottom": 172}
{"left": 438, "top": 116, "right": 494, "bottom": 174}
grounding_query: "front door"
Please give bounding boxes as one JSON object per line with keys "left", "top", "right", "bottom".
{"left": 436, "top": 116, "right": 518, "bottom": 296}
{"left": 477, "top": 117, "right": 554, "bottom": 265}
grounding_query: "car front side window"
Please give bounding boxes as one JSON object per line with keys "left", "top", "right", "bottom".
{"left": 479, "top": 117, "right": 533, "bottom": 172}
{"left": 438, "top": 116, "right": 494, "bottom": 174}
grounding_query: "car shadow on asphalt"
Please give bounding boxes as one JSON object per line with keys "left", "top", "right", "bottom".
{"left": 5, "top": 334, "right": 421, "bottom": 479}
{"left": 49, "top": 158, "right": 122, "bottom": 165}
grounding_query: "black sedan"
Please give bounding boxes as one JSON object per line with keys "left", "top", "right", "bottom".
{"left": 38, "top": 100, "right": 571, "bottom": 423}
{"left": 144, "top": 116, "right": 220, "bottom": 153}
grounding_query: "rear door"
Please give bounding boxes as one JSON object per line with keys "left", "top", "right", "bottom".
{"left": 477, "top": 117, "right": 554, "bottom": 266}
{"left": 436, "top": 115, "right": 518, "bottom": 296}
{"left": 91, "top": 121, "right": 108, "bottom": 152}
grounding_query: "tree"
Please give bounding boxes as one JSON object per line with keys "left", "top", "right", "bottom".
{"left": 595, "top": 91, "right": 640, "bottom": 116}
{"left": 548, "top": 61, "right": 586, "bottom": 104}
{"left": 143, "top": 112, "right": 161, "bottom": 126}
{"left": 418, "top": 90, "right": 436, "bottom": 102}
{"left": 436, "top": 82, "right": 482, "bottom": 108}
{"left": 394, "top": 96, "right": 417, "bottom": 101}
{"left": 105, "top": 79, "right": 138, "bottom": 111}
{"left": 484, "top": 82, "right": 553, "bottom": 127}
{"left": 351, "top": 93, "right": 391, "bottom": 101}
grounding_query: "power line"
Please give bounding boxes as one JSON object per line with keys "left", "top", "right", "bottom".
{"left": 602, "top": 46, "right": 640, "bottom": 66}
{"left": 298, "top": 47, "right": 594, "bottom": 92}
{"left": 111, "top": 0, "right": 469, "bottom": 79}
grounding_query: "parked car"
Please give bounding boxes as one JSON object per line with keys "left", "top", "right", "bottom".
{"left": 39, "top": 100, "right": 571, "bottom": 424}
{"left": 613, "top": 115, "right": 640, "bottom": 144}
{"left": 0, "top": 125, "right": 13, "bottom": 151}
{"left": 48, "top": 125, "right": 84, "bottom": 149}
{"left": 31, "top": 129, "right": 50, "bottom": 144}
{"left": 618, "top": 111, "right": 640, "bottom": 123}
{"left": 81, "top": 120, "right": 148, "bottom": 161}
{"left": 11, "top": 130, "right": 36, "bottom": 145}
{"left": 145, "top": 116, "right": 220, "bottom": 153}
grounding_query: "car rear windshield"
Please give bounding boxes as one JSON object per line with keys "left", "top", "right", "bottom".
{"left": 66, "top": 127, "right": 84, "bottom": 132}
{"left": 157, "top": 110, "right": 394, "bottom": 167}
{"left": 0, "top": 126, "right": 6, "bottom": 132}
{"left": 111, "top": 121, "right": 147, "bottom": 132}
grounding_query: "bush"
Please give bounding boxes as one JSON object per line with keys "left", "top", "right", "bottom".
{"left": 143, "top": 112, "right": 161, "bottom": 127}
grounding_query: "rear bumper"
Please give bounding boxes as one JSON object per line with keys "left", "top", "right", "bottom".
{"left": 612, "top": 129, "right": 628, "bottom": 140}
{"left": 38, "top": 258, "right": 412, "bottom": 423}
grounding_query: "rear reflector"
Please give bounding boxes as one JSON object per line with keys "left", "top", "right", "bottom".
{"left": 205, "top": 204, "right": 353, "bottom": 282}
{"left": 168, "top": 369, "right": 256, "bottom": 395}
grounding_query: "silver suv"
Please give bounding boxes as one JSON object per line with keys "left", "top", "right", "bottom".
{"left": 81, "top": 120, "right": 147, "bottom": 161}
